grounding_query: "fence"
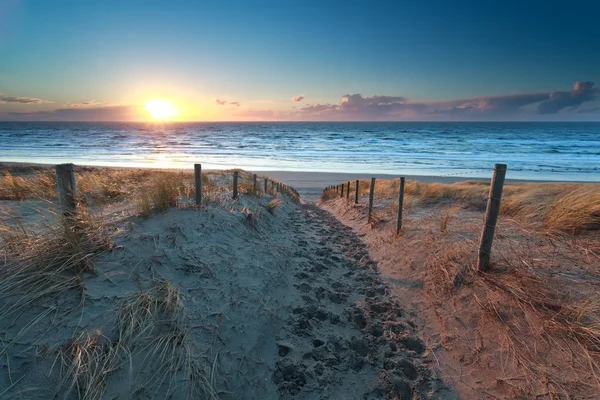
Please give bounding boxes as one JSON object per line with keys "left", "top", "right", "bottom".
{"left": 54, "top": 163, "right": 299, "bottom": 214}
{"left": 322, "top": 164, "right": 508, "bottom": 272}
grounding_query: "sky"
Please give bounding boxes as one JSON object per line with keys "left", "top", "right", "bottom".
{"left": 1, "top": 0, "right": 599, "bottom": 121}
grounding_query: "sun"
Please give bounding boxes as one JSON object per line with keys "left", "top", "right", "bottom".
{"left": 144, "top": 99, "right": 178, "bottom": 120}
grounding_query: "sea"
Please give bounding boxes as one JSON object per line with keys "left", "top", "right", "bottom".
{"left": 1, "top": 121, "right": 599, "bottom": 181}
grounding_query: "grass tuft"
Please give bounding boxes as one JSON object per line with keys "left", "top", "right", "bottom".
{"left": 266, "top": 198, "right": 282, "bottom": 214}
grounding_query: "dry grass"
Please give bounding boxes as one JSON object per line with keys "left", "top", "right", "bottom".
{"left": 0, "top": 208, "right": 113, "bottom": 382}
{"left": 320, "top": 188, "right": 338, "bottom": 203}
{"left": 266, "top": 198, "right": 282, "bottom": 214}
{"left": 116, "top": 282, "right": 217, "bottom": 399}
{"left": 324, "top": 177, "right": 600, "bottom": 397}
{"left": 135, "top": 173, "right": 194, "bottom": 216}
{"left": 349, "top": 178, "right": 600, "bottom": 234}
{"left": 54, "top": 281, "right": 217, "bottom": 400}
{"left": 57, "top": 332, "right": 124, "bottom": 400}
{"left": 0, "top": 170, "right": 56, "bottom": 200}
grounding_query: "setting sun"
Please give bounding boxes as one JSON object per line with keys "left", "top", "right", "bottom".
{"left": 144, "top": 99, "right": 178, "bottom": 120}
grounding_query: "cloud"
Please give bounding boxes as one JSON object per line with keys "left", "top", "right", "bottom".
{"left": 578, "top": 106, "right": 600, "bottom": 114}
{"left": 2, "top": 105, "right": 143, "bottom": 121}
{"left": 288, "top": 82, "right": 599, "bottom": 120}
{"left": 0, "top": 93, "right": 51, "bottom": 104}
{"left": 537, "top": 81, "right": 597, "bottom": 114}
{"left": 67, "top": 100, "right": 105, "bottom": 107}
{"left": 291, "top": 95, "right": 305, "bottom": 102}
{"left": 216, "top": 99, "right": 241, "bottom": 106}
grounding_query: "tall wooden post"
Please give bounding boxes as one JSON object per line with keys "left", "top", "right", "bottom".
{"left": 194, "top": 164, "right": 202, "bottom": 206}
{"left": 355, "top": 179, "right": 359, "bottom": 204}
{"left": 346, "top": 181, "right": 350, "bottom": 200}
{"left": 396, "top": 177, "right": 405, "bottom": 233}
{"left": 233, "top": 171, "right": 239, "bottom": 199}
{"left": 368, "top": 178, "right": 376, "bottom": 222}
{"left": 253, "top": 174, "right": 257, "bottom": 194}
{"left": 56, "top": 163, "right": 77, "bottom": 216}
{"left": 264, "top": 178, "right": 268, "bottom": 193}
{"left": 477, "top": 164, "right": 507, "bottom": 272}
{"left": 341, "top": 183, "right": 344, "bottom": 197}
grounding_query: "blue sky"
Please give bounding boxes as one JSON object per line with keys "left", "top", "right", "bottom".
{"left": 1, "top": 0, "right": 599, "bottom": 121}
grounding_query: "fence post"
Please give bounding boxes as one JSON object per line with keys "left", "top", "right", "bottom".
{"left": 396, "top": 177, "right": 405, "bottom": 233}
{"left": 253, "top": 174, "right": 257, "bottom": 194}
{"left": 346, "top": 181, "right": 350, "bottom": 200}
{"left": 341, "top": 183, "right": 344, "bottom": 197}
{"left": 265, "top": 178, "right": 268, "bottom": 193}
{"left": 194, "top": 164, "right": 202, "bottom": 206}
{"left": 56, "top": 163, "right": 77, "bottom": 216}
{"left": 233, "top": 171, "right": 239, "bottom": 199}
{"left": 477, "top": 164, "right": 507, "bottom": 272}
{"left": 355, "top": 179, "right": 359, "bottom": 204}
{"left": 368, "top": 177, "right": 376, "bottom": 222}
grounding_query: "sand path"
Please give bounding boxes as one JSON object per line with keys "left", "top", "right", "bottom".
{"left": 270, "top": 203, "right": 454, "bottom": 399}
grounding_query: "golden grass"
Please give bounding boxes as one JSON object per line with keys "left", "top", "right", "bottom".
{"left": 0, "top": 170, "right": 56, "bottom": 200}
{"left": 320, "top": 188, "right": 338, "bottom": 203}
{"left": 543, "top": 186, "right": 600, "bottom": 233}
{"left": 266, "top": 198, "right": 282, "bottom": 214}
{"left": 0, "top": 209, "right": 112, "bottom": 318}
{"left": 346, "top": 178, "right": 600, "bottom": 234}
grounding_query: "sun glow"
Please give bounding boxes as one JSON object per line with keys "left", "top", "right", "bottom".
{"left": 144, "top": 99, "right": 178, "bottom": 120}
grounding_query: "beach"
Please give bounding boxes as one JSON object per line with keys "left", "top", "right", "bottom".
{"left": 1, "top": 164, "right": 599, "bottom": 399}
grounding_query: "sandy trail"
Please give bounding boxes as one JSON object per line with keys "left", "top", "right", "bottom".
{"left": 269, "top": 203, "right": 454, "bottom": 399}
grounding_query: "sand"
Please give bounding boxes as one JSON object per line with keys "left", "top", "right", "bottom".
{"left": 0, "top": 170, "right": 456, "bottom": 399}
{"left": 321, "top": 191, "right": 600, "bottom": 399}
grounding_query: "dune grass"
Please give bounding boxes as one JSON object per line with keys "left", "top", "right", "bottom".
{"left": 266, "top": 198, "right": 283, "bottom": 214}
{"left": 0, "top": 170, "right": 56, "bottom": 200}
{"left": 116, "top": 282, "right": 217, "bottom": 399}
{"left": 57, "top": 332, "right": 124, "bottom": 400}
{"left": 324, "top": 177, "right": 600, "bottom": 396}
{"left": 347, "top": 178, "right": 600, "bottom": 234}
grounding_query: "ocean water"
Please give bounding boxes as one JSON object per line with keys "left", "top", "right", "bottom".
{"left": 1, "top": 121, "right": 599, "bottom": 181}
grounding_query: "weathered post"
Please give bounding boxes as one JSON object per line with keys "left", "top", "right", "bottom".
{"left": 346, "top": 181, "right": 350, "bottom": 200}
{"left": 341, "top": 183, "right": 344, "bottom": 197}
{"left": 253, "top": 174, "right": 257, "bottom": 194}
{"left": 233, "top": 171, "right": 239, "bottom": 199}
{"left": 368, "top": 178, "right": 376, "bottom": 222}
{"left": 396, "top": 177, "right": 405, "bottom": 233}
{"left": 355, "top": 179, "right": 359, "bottom": 204}
{"left": 265, "top": 178, "right": 268, "bottom": 193}
{"left": 194, "top": 164, "right": 202, "bottom": 206}
{"left": 56, "top": 163, "right": 77, "bottom": 216}
{"left": 477, "top": 164, "right": 507, "bottom": 272}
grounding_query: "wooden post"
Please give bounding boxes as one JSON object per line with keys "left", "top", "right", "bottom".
{"left": 368, "top": 177, "right": 376, "bottom": 222}
{"left": 265, "top": 178, "right": 268, "bottom": 193}
{"left": 233, "top": 171, "right": 239, "bottom": 199}
{"left": 355, "top": 179, "right": 359, "bottom": 204}
{"left": 56, "top": 163, "right": 77, "bottom": 216}
{"left": 346, "top": 181, "right": 350, "bottom": 200}
{"left": 477, "top": 164, "right": 507, "bottom": 272}
{"left": 396, "top": 177, "right": 405, "bottom": 233}
{"left": 341, "top": 183, "right": 344, "bottom": 197}
{"left": 253, "top": 174, "right": 257, "bottom": 194}
{"left": 194, "top": 164, "right": 202, "bottom": 206}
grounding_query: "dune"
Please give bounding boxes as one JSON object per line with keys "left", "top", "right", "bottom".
{"left": 0, "top": 166, "right": 456, "bottom": 399}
